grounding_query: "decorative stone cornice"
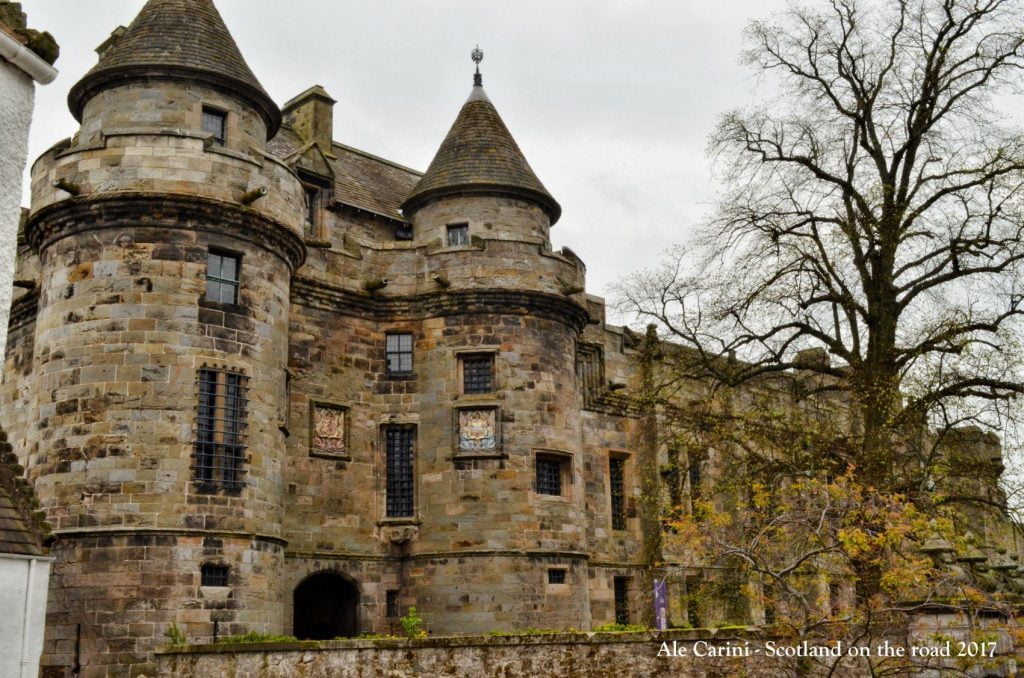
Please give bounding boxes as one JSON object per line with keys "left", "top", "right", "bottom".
{"left": 291, "top": 276, "right": 590, "bottom": 332}
{"left": 26, "top": 192, "right": 305, "bottom": 271}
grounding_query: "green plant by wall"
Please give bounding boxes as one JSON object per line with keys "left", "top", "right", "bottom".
{"left": 399, "top": 606, "right": 426, "bottom": 639}
{"left": 216, "top": 632, "right": 298, "bottom": 644}
{"left": 164, "top": 622, "right": 186, "bottom": 647}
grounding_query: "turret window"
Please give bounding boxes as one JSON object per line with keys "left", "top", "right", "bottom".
{"left": 194, "top": 368, "right": 249, "bottom": 492}
{"left": 206, "top": 250, "right": 240, "bottom": 305}
{"left": 386, "top": 333, "right": 414, "bottom": 374}
{"left": 202, "top": 106, "right": 227, "bottom": 145}
{"left": 446, "top": 223, "right": 469, "bottom": 246}
{"left": 460, "top": 354, "right": 494, "bottom": 394}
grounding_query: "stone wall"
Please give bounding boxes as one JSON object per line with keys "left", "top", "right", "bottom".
{"left": 153, "top": 629, "right": 1023, "bottom": 678}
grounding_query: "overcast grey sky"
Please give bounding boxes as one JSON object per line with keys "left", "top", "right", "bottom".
{"left": 20, "top": 0, "right": 789, "bottom": 302}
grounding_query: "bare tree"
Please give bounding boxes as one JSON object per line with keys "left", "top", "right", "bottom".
{"left": 620, "top": 0, "right": 1024, "bottom": 487}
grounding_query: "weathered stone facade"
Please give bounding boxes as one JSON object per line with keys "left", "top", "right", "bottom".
{"left": 0, "top": 1, "right": 659, "bottom": 675}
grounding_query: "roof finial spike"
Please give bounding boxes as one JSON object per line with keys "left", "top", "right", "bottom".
{"left": 471, "top": 44, "right": 484, "bottom": 87}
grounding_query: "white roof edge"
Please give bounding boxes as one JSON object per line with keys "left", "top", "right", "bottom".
{"left": 0, "top": 27, "right": 58, "bottom": 84}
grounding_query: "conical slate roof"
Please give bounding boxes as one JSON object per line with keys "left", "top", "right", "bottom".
{"left": 402, "top": 84, "right": 560, "bottom": 223}
{"left": 68, "top": 0, "right": 281, "bottom": 137}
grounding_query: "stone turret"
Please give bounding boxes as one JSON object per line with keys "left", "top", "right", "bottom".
{"left": 16, "top": 0, "right": 304, "bottom": 674}
{"left": 401, "top": 67, "right": 561, "bottom": 246}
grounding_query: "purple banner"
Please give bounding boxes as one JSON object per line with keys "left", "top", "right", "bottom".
{"left": 653, "top": 578, "right": 668, "bottom": 630}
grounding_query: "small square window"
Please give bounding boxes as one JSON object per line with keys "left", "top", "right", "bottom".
{"left": 461, "top": 354, "right": 493, "bottom": 394}
{"left": 536, "top": 455, "right": 567, "bottom": 496}
{"left": 386, "top": 333, "right": 414, "bottom": 374}
{"left": 548, "top": 568, "right": 566, "bottom": 585}
{"left": 201, "top": 564, "right": 229, "bottom": 587}
{"left": 205, "top": 250, "right": 240, "bottom": 305}
{"left": 202, "top": 107, "right": 227, "bottom": 145}
{"left": 447, "top": 223, "right": 469, "bottom": 246}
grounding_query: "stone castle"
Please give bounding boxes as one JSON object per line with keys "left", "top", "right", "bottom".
{"left": 1, "top": 0, "right": 662, "bottom": 674}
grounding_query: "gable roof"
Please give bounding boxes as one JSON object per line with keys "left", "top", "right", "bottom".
{"left": 401, "top": 84, "right": 560, "bottom": 223}
{"left": 268, "top": 125, "right": 422, "bottom": 223}
{"left": 68, "top": 0, "right": 280, "bottom": 136}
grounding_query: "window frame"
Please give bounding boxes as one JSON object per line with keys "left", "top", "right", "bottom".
{"left": 446, "top": 222, "right": 470, "bottom": 247}
{"left": 193, "top": 367, "right": 249, "bottom": 492}
{"left": 459, "top": 353, "right": 495, "bottom": 395}
{"left": 205, "top": 248, "right": 241, "bottom": 306}
{"left": 385, "top": 333, "right": 414, "bottom": 376}
{"left": 202, "top": 106, "right": 227, "bottom": 145}
{"left": 534, "top": 451, "right": 572, "bottom": 498}
{"left": 384, "top": 425, "right": 416, "bottom": 518}
{"left": 609, "top": 453, "right": 628, "bottom": 530}
{"left": 547, "top": 568, "right": 567, "bottom": 585}
{"left": 201, "top": 563, "right": 230, "bottom": 587}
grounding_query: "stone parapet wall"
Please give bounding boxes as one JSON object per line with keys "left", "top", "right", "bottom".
{"left": 152, "top": 632, "right": 859, "bottom": 678}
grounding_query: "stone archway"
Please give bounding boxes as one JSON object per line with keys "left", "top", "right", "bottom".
{"left": 293, "top": 571, "right": 359, "bottom": 639}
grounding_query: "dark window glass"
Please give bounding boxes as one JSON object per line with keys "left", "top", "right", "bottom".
{"left": 385, "top": 426, "right": 415, "bottom": 517}
{"left": 609, "top": 457, "right": 626, "bottom": 530}
{"left": 386, "top": 590, "right": 400, "bottom": 618}
{"left": 194, "top": 369, "right": 248, "bottom": 491}
{"left": 205, "top": 250, "right": 240, "bottom": 304}
{"left": 614, "top": 577, "right": 630, "bottom": 625}
{"left": 201, "top": 564, "right": 229, "bottom": 587}
{"left": 386, "top": 333, "right": 414, "bottom": 374}
{"left": 462, "top": 354, "right": 493, "bottom": 394}
{"left": 548, "top": 569, "right": 566, "bottom": 585}
{"left": 202, "top": 107, "right": 226, "bottom": 144}
{"left": 447, "top": 223, "right": 469, "bottom": 246}
{"left": 536, "top": 457, "right": 562, "bottom": 496}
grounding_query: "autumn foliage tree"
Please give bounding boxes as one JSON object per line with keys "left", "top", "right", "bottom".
{"left": 618, "top": 0, "right": 1024, "bottom": 671}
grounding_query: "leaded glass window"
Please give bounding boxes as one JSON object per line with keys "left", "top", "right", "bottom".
{"left": 385, "top": 426, "right": 415, "bottom": 517}
{"left": 194, "top": 368, "right": 248, "bottom": 491}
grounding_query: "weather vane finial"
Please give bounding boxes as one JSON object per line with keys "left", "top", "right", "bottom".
{"left": 472, "top": 45, "right": 484, "bottom": 87}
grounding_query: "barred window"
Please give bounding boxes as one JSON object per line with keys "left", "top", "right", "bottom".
{"left": 385, "top": 426, "right": 415, "bottom": 517}
{"left": 688, "top": 454, "right": 703, "bottom": 501}
{"left": 461, "top": 354, "right": 493, "bottom": 394}
{"left": 614, "top": 577, "right": 630, "bottom": 625}
{"left": 536, "top": 456, "right": 563, "bottom": 496}
{"left": 205, "top": 250, "right": 240, "bottom": 304}
{"left": 609, "top": 456, "right": 626, "bottom": 530}
{"left": 447, "top": 223, "right": 469, "bottom": 246}
{"left": 386, "top": 333, "right": 413, "bottom": 374}
{"left": 202, "top": 107, "right": 226, "bottom": 145}
{"left": 194, "top": 368, "right": 248, "bottom": 491}
{"left": 201, "top": 564, "right": 229, "bottom": 587}
{"left": 548, "top": 568, "right": 566, "bottom": 584}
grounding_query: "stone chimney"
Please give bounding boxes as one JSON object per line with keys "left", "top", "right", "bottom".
{"left": 282, "top": 85, "right": 336, "bottom": 156}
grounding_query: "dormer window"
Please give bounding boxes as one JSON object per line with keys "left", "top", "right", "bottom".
{"left": 202, "top": 107, "right": 227, "bottom": 145}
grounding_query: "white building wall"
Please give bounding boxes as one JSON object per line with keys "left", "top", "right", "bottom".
{"left": 0, "top": 554, "right": 53, "bottom": 678}
{"left": 0, "top": 60, "right": 34, "bottom": 354}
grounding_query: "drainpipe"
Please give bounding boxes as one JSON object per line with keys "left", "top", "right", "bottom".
{"left": 20, "top": 557, "right": 37, "bottom": 678}
{"left": 0, "top": 28, "right": 57, "bottom": 84}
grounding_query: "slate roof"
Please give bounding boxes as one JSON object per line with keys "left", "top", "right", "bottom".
{"left": 0, "top": 430, "right": 49, "bottom": 557}
{"left": 68, "top": 0, "right": 280, "bottom": 135}
{"left": 402, "top": 84, "right": 560, "bottom": 223}
{"left": 268, "top": 126, "right": 422, "bottom": 223}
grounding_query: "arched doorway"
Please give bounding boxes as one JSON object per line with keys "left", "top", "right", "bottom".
{"left": 293, "top": 572, "right": 359, "bottom": 639}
